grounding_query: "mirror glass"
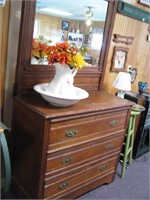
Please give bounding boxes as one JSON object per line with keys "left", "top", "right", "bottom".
{"left": 31, "top": 0, "right": 108, "bottom": 67}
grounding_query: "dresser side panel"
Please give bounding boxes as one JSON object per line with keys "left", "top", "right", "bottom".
{"left": 12, "top": 99, "right": 50, "bottom": 199}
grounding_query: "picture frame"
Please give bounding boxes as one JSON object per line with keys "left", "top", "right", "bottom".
{"left": 138, "top": 0, "right": 150, "bottom": 7}
{"left": 61, "top": 21, "right": 69, "bottom": 31}
{"left": 111, "top": 46, "right": 129, "bottom": 72}
{"left": 113, "top": 34, "right": 134, "bottom": 45}
{"left": 0, "top": 0, "right": 5, "bottom": 7}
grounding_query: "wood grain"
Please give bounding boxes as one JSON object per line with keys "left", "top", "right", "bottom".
{"left": 103, "top": 0, "right": 150, "bottom": 94}
{"left": 0, "top": 1, "right": 10, "bottom": 120}
{"left": 11, "top": 91, "right": 133, "bottom": 199}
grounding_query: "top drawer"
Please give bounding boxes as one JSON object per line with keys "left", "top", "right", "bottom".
{"left": 48, "top": 110, "right": 128, "bottom": 151}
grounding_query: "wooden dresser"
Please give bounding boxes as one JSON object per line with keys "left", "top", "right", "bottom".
{"left": 11, "top": 91, "right": 133, "bottom": 199}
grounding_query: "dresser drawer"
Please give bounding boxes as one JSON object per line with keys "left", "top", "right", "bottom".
{"left": 44, "top": 155, "right": 117, "bottom": 198}
{"left": 46, "top": 133, "right": 123, "bottom": 174}
{"left": 49, "top": 110, "right": 128, "bottom": 151}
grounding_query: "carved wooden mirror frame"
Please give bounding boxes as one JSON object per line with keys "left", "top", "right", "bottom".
{"left": 14, "top": 0, "right": 118, "bottom": 96}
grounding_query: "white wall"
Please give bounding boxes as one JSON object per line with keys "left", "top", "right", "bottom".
{"left": 3, "top": 0, "right": 21, "bottom": 128}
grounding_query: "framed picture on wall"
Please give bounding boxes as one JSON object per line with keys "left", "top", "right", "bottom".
{"left": 138, "top": 0, "right": 150, "bottom": 7}
{"left": 111, "top": 46, "right": 129, "bottom": 72}
{"left": 0, "top": 0, "right": 5, "bottom": 7}
{"left": 61, "top": 21, "right": 69, "bottom": 31}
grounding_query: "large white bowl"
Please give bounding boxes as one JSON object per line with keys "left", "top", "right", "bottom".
{"left": 34, "top": 83, "right": 89, "bottom": 107}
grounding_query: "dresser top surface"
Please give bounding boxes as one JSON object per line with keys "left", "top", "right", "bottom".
{"left": 14, "top": 91, "right": 133, "bottom": 119}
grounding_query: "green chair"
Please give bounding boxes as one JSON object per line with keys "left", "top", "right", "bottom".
{"left": 120, "top": 104, "right": 145, "bottom": 178}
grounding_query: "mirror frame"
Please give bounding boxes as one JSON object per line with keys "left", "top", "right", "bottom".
{"left": 14, "top": 0, "right": 118, "bottom": 96}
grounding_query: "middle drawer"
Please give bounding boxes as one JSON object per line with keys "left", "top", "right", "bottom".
{"left": 46, "top": 134, "right": 123, "bottom": 175}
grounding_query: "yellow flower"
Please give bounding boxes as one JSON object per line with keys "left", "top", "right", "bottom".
{"left": 69, "top": 53, "right": 86, "bottom": 69}
{"left": 35, "top": 41, "right": 89, "bottom": 69}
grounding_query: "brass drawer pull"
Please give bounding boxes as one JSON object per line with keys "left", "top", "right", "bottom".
{"left": 61, "top": 157, "right": 74, "bottom": 164}
{"left": 109, "top": 120, "right": 118, "bottom": 127}
{"left": 65, "top": 130, "right": 78, "bottom": 137}
{"left": 106, "top": 143, "right": 114, "bottom": 150}
{"left": 58, "top": 181, "right": 69, "bottom": 190}
{"left": 99, "top": 165, "right": 108, "bottom": 171}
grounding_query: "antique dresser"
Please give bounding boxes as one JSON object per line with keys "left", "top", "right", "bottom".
{"left": 10, "top": 0, "right": 133, "bottom": 199}
{"left": 11, "top": 91, "right": 132, "bottom": 199}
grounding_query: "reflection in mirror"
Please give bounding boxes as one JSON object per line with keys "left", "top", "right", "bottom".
{"left": 31, "top": 0, "right": 108, "bottom": 67}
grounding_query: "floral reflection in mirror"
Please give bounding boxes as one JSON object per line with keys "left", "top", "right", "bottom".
{"left": 32, "top": 35, "right": 52, "bottom": 65}
{"left": 31, "top": 0, "right": 108, "bottom": 67}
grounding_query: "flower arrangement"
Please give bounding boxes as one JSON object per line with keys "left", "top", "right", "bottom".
{"left": 32, "top": 36, "right": 89, "bottom": 69}
{"left": 45, "top": 41, "right": 87, "bottom": 69}
{"left": 32, "top": 35, "right": 52, "bottom": 60}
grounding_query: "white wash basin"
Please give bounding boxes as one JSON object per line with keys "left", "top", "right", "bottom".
{"left": 34, "top": 83, "right": 89, "bottom": 107}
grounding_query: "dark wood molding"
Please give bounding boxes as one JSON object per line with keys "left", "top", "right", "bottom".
{"left": 15, "top": 0, "right": 36, "bottom": 96}
{"left": 99, "top": 0, "right": 119, "bottom": 89}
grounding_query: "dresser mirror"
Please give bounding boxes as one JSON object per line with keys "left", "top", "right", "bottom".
{"left": 32, "top": 0, "right": 108, "bottom": 67}
{"left": 15, "top": 0, "right": 118, "bottom": 95}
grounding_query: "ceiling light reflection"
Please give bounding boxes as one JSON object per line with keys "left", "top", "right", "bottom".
{"left": 40, "top": 8, "right": 73, "bottom": 16}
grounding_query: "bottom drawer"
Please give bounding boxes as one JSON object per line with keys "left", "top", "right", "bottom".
{"left": 44, "top": 154, "right": 118, "bottom": 198}
{"left": 58, "top": 171, "right": 115, "bottom": 200}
